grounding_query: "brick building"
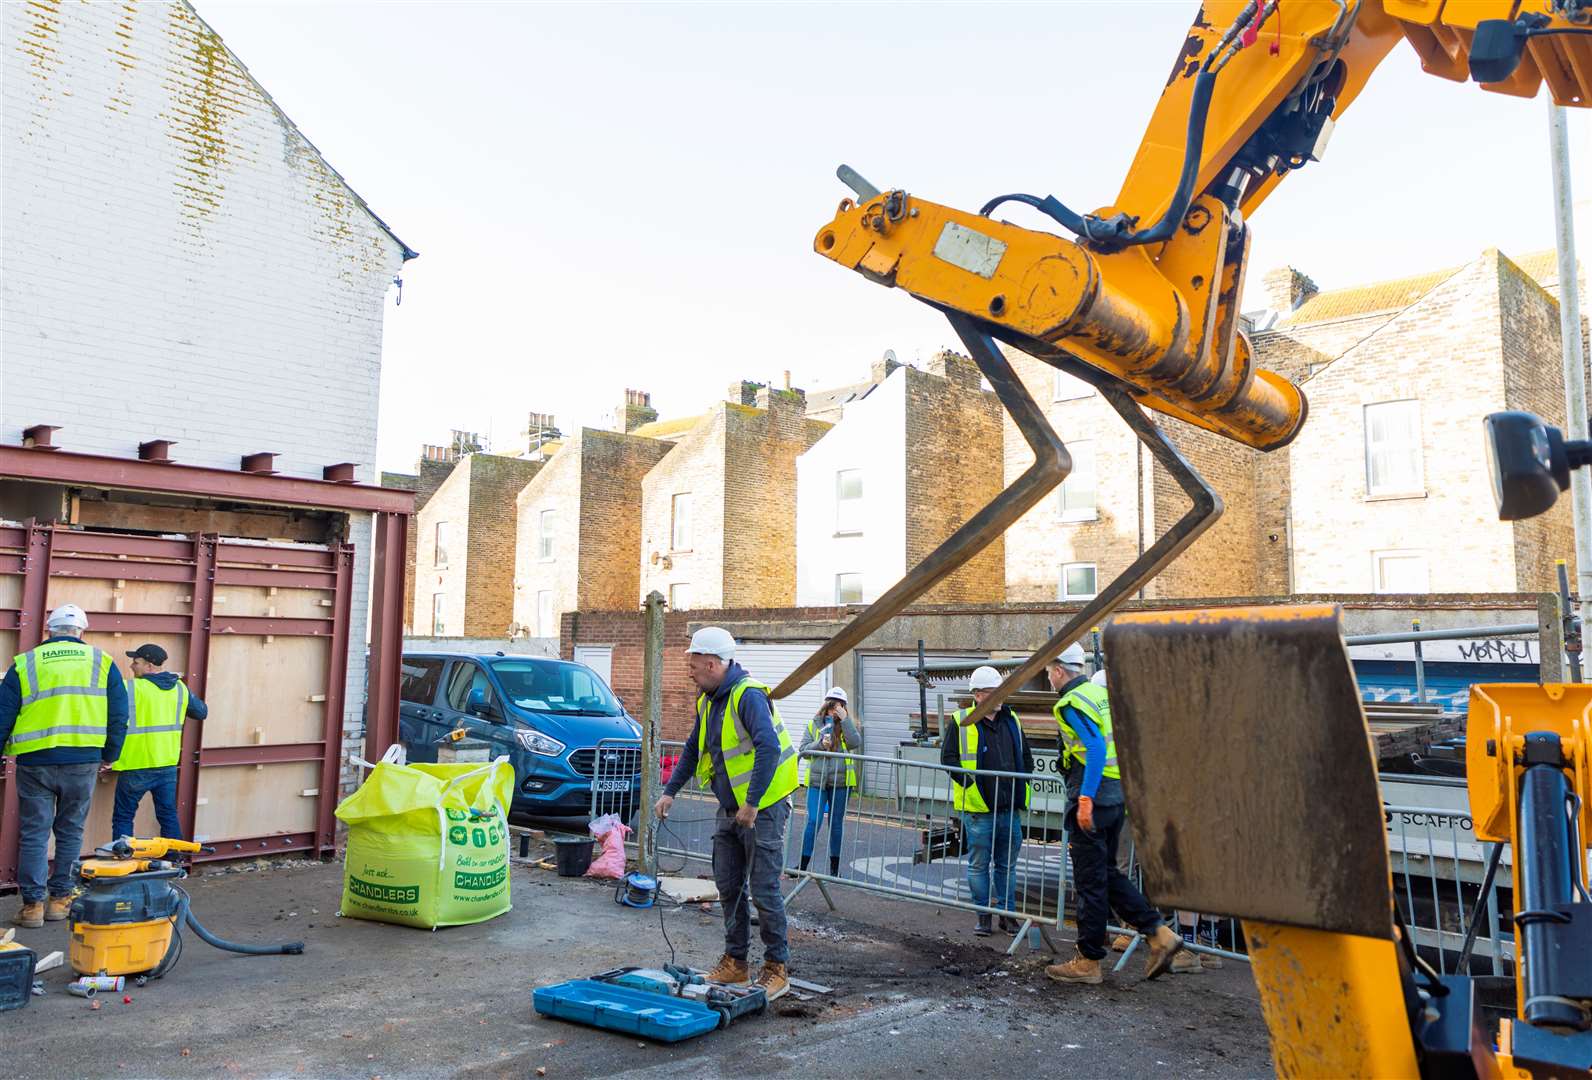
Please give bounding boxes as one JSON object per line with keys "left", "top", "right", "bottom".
{"left": 384, "top": 434, "right": 486, "bottom": 632}
{"left": 513, "top": 427, "right": 675, "bottom": 636}
{"left": 796, "top": 352, "right": 1005, "bottom": 606}
{"left": 413, "top": 453, "right": 543, "bottom": 637}
{"left": 639, "top": 387, "right": 830, "bottom": 611}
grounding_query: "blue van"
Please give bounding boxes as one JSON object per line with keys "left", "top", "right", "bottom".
{"left": 397, "top": 651, "right": 641, "bottom": 822}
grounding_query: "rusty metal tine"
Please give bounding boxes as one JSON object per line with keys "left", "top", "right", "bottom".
{"left": 772, "top": 312, "right": 1070, "bottom": 699}
{"left": 957, "top": 381, "right": 1225, "bottom": 725}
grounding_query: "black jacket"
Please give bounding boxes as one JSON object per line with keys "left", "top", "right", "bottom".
{"left": 940, "top": 706, "right": 1034, "bottom": 812}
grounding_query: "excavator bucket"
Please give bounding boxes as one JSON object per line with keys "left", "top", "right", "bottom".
{"left": 1103, "top": 604, "right": 1394, "bottom": 938}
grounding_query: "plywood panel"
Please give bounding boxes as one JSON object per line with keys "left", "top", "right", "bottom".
{"left": 213, "top": 584, "right": 334, "bottom": 620}
{"left": 193, "top": 762, "right": 320, "bottom": 842}
{"left": 81, "top": 633, "right": 191, "bottom": 683}
{"left": 202, "top": 636, "right": 328, "bottom": 746}
{"left": 46, "top": 578, "right": 191, "bottom": 616}
{"left": 0, "top": 631, "right": 17, "bottom": 666}
{"left": 0, "top": 575, "right": 22, "bottom": 611}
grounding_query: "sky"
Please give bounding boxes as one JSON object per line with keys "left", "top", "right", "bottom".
{"left": 192, "top": 1, "right": 1592, "bottom": 474}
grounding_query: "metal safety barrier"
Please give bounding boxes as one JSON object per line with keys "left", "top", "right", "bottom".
{"left": 586, "top": 738, "right": 644, "bottom": 824}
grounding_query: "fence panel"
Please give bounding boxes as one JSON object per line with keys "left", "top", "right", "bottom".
{"left": 586, "top": 738, "right": 644, "bottom": 825}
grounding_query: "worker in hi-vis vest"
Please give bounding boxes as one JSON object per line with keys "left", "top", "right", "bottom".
{"left": 111, "top": 643, "right": 207, "bottom": 842}
{"left": 0, "top": 604, "right": 128, "bottom": 929}
{"left": 654, "top": 626, "right": 797, "bottom": 1002}
{"left": 1042, "top": 642, "right": 1184, "bottom": 986}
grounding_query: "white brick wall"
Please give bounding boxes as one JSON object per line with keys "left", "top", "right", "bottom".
{"left": 1, "top": 1, "right": 408, "bottom": 767}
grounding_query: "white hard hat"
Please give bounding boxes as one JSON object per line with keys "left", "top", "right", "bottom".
{"left": 969, "top": 666, "right": 1002, "bottom": 691}
{"left": 687, "top": 626, "right": 736, "bottom": 660}
{"left": 47, "top": 603, "right": 88, "bottom": 631}
{"left": 1053, "top": 642, "right": 1086, "bottom": 667}
{"left": 823, "top": 687, "right": 848, "bottom": 704}
{"left": 1091, "top": 669, "right": 1108, "bottom": 687}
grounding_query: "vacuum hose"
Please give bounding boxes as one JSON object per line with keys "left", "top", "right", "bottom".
{"left": 185, "top": 906, "right": 304, "bottom": 956}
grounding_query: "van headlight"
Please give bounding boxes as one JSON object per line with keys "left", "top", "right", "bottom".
{"left": 515, "top": 729, "right": 565, "bottom": 757}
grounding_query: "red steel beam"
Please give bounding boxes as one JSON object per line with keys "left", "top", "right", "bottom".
{"left": 365, "top": 511, "right": 406, "bottom": 762}
{"left": 215, "top": 544, "right": 335, "bottom": 569}
{"left": 319, "top": 544, "right": 355, "bottom": 851}
{"left": 178, "top": 534, "right": 216, "bottom": 840}
{"left": 192, "top": 832, "right": 315, "bottom": 862}
{"left": 0, "top": 554, "right": 24, "bottom": 575}
{"left": 199, "top": 742, "right": 323, "bottom": 767}
{"left": 51, "top": 556, "right": 193, "bottom": 584}
{"left": 18, "top": 521, "right": 53, "bottom": 650}
{"left": 213, "top": 615, "right": 333, "bottom": 637}
{"left": 53, "top": 532, "right": 193, "bottom": 561}
{"left": 0, "top": 445, "right": 414, "bottom": 515}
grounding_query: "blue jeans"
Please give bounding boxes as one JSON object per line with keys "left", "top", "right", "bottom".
{"left": 800, "top": 784, "right": 850, "bottom": 860}
{"left": 962, "top": 810, "right": 1021, "bottom": 913}
{"left": 713, "top": 800, "right": 790, "bottom": 964}
{"left": 112, "top": 766, "right": 182, "bottom": 841}
{"left": 16, "top": 762, "right": 98, "bottom": 902}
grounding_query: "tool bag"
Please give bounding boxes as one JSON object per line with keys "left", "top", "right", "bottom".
{"left": 335, "top": 746, "right": 514, "bottom": 929}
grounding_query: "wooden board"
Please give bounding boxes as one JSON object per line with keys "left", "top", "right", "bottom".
{"left": 202, "top": 635, "right": 328, "bottom": 747}
{"left": 45, "top": 578, "right": 190, "bottom": 619}
{"left": 194, "top": 762, "right": 320, "bottom": 842}
{"left": 213, "top": 583, "right": 333, "bottom": 621}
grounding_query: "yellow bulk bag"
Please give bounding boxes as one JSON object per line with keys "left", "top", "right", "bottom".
{"left": 335, "top": 750, "right": 514, "bottom": 929}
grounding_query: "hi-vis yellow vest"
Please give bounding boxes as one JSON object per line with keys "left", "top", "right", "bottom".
{"left": 949, "top": 708, "right": 1031, "bottom": 814}
{"left": 694, "top": 678, "right": 799, "bottom": 809}
{"left": 1053, "top": 680, "right": 1120, "bottom": 780}
{"left": 114, "top": 677, "right": 189, "bottom": 771}
{"left": 798, "top": 715, "right": 857, "bottom": 788}
{"left": 4, "top": 641, "right": 111, "bottom": 755}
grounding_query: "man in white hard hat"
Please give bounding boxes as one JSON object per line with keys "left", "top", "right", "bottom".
{"left": 795, "top": 687, "right": 863, "bottom": 876}
{"left": 654, "top": 626, "right": 799, "bottom": 1000}
{"left": 1043, "top": 642, "right": 1183, "bottom": 984}
{"left": 942, "top": 664, "right": 1033, "bottom": 936}
{"left": 0, "top": 604, "right": 129, "bottom": 927}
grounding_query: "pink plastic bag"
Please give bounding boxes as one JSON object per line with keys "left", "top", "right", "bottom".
{"left": 584, "top": 813, "right": 631, "bottom": 879}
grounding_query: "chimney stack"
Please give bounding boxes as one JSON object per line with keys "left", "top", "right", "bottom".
{"left": 619, "top": 389, "right": 658, "bottom": 433}
{"left": 870, "top": 349, "right": 903, "bottom": 385}
{"left": 1259, "top": 266, "right": 1318, "bottom": 315}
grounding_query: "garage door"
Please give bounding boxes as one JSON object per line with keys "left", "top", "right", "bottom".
{"left": 858, "top": 652, "right": 986, "bottom": 794}
{"left": 736, "top": 641, "right": 830, "bottom": 737}
{"left": 573, "top": 645, "right": 613, "bottom": 689}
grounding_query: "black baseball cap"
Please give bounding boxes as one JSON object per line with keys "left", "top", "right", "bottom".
{"left": 126, "top": 644, "right": 167, "bottom": 666}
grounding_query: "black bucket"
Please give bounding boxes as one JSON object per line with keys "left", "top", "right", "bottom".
{"left": 553, "top": 838, "right": 594, "bottom": 877}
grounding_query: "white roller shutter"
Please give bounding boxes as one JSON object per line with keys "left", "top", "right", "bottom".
{"left": 858, "top": 652, "right": 986, "bottom": 794}
{"left": 735, "top": 641, "right": 830, "bottom": 737}
{"left": 573, "top": 645, "right": 613, "bottom": 689}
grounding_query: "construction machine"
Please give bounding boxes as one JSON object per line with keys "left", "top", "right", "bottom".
{"left": 772, "top": 2, "right": 1592, "bottom": 1074}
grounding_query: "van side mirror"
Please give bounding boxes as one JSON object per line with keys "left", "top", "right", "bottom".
{"left": 467, "top": 687, "right": 498, "bottom": 721}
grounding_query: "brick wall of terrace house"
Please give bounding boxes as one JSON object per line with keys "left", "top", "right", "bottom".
{"left": 462, "top": 455, "right": 542, "bottom": 637}
{"left": 904, "top": 355, "right": 1005, "bottom": 603}
{"left": 721, "top": 391, "right": 832, "bottom": 609}
{"left": 575, "top": 429, "right": 674, "bottom": 610}
{"left": 415, "top": 458, "right": 472, "bottom": 637}
{"left": 1001, "top": 350, "right": 1142, "bottom": 602}
{"left": 1288, "top": 255, "right": 1516, "bottom": 594}
{"left": 1145, "top": 423, "right": 1261, "bottom": 599}
{"left": 400, "top": 458, "right": 459, "bottom": 632}
{"left": 514, "top": 443, "right": 582, "bottom": 637}
{"left": 640, "top": 413, "right": 726, "bottom": 610}
{"left": 1249, "top": 333, "right": 1336, "bottom": 594}
{"left": 1496, "top": 254, "right": 1580, "bottom": 592}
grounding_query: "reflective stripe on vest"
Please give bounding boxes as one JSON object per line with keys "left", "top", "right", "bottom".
{"left": 114, "top": 677, "right": 188, "bottom": 771}
{"left": 4, "top": 642, "right": 111, "bottom": 754}
{"left": 1052, "top": 680, "right": 1119, "bottom": 780}
{"left": 948, "top": 708, "right": 1031, "bottom": 813}
{"left": 797, "top": 716, "right": 857, "bottom": 788}
{"left": 694, "top": 677, "right": 800, "bottom": 809}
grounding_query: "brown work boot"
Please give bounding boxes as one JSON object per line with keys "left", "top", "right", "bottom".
{"left": 13, "top": 901, "right": 43, "bottom": 929}
{"left": 44, "top": 895, "right": 73, "bottom": 922}
{"left": 706, "top": 953, "right": 750, "bottom": 985}
{"left": 1045, "top": 953, "right": 1103, "bottom": 985}
{"left": 1143, "top": 924, "right": 1186, "bottom": 980}
{"left": 754, "top": 960, "right": 789, "bottom": 1002}
{"left": 1171, "top": 948, "right": 1203, "bottom": 973}
{"left": 1110, "top": 933, "right": 1134, "bottom": 952}
{"left": 1200, "top": 951, "right": 1224, "bottom": 969}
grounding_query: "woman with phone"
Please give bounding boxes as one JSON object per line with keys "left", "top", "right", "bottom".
{"left": 795, "top": 688, "right": 862, "bottom": 877}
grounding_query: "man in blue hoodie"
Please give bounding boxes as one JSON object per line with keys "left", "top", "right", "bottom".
{"left": 654, "top": 626, "right": 799, "bottom": 1001}
{"left": 0, "top": 604, "right": 128, "bottom": 927}
{"left": 111, "top": 643, "right": 207, "bottom": 842}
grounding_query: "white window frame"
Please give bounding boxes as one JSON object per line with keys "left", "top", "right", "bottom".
{"left": 538, "top": 509, "right": 556, "bottom": 561}
{"left": 1363, "top": 399, "right": 1425, "bottom": 498}
{"left": 433, "top": 521, "right": 450, "bottom": 568}
{"left": 431, "top": 593, "right": 447, "bottom": 636}
{"left": 1372, "top": 549, "right": 1430, "bottom": 594}
{"left": 669, "top": 582, "right": 691, "bottom": 611}
{"left": 835, "top": 572, "right": 865, "bottom": 605}
{"left": 835, "top": 469, "right": 864, "bottom": 536}
{"left": 1053, "top": 369, "right": 1094, "bottom": 402}
{"left": 535, "top": 590, "right": 554, "bottom": 638}
{"left": 670, "top": 492, "right": 692, "bottom": 552}
{"left": 1056, "top": 440, "right": 1097, "bottom": 523}
{"left": 1059, "top": 562, "right": 1098, "bottom": 601}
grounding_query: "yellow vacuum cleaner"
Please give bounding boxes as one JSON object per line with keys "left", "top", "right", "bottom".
{"left": 69, "top": 837, "right": 304, "bottom": 979}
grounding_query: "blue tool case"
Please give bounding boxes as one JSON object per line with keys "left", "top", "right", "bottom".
{"left": 532, "top": 979, "right": 722, "bottom": 1043}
